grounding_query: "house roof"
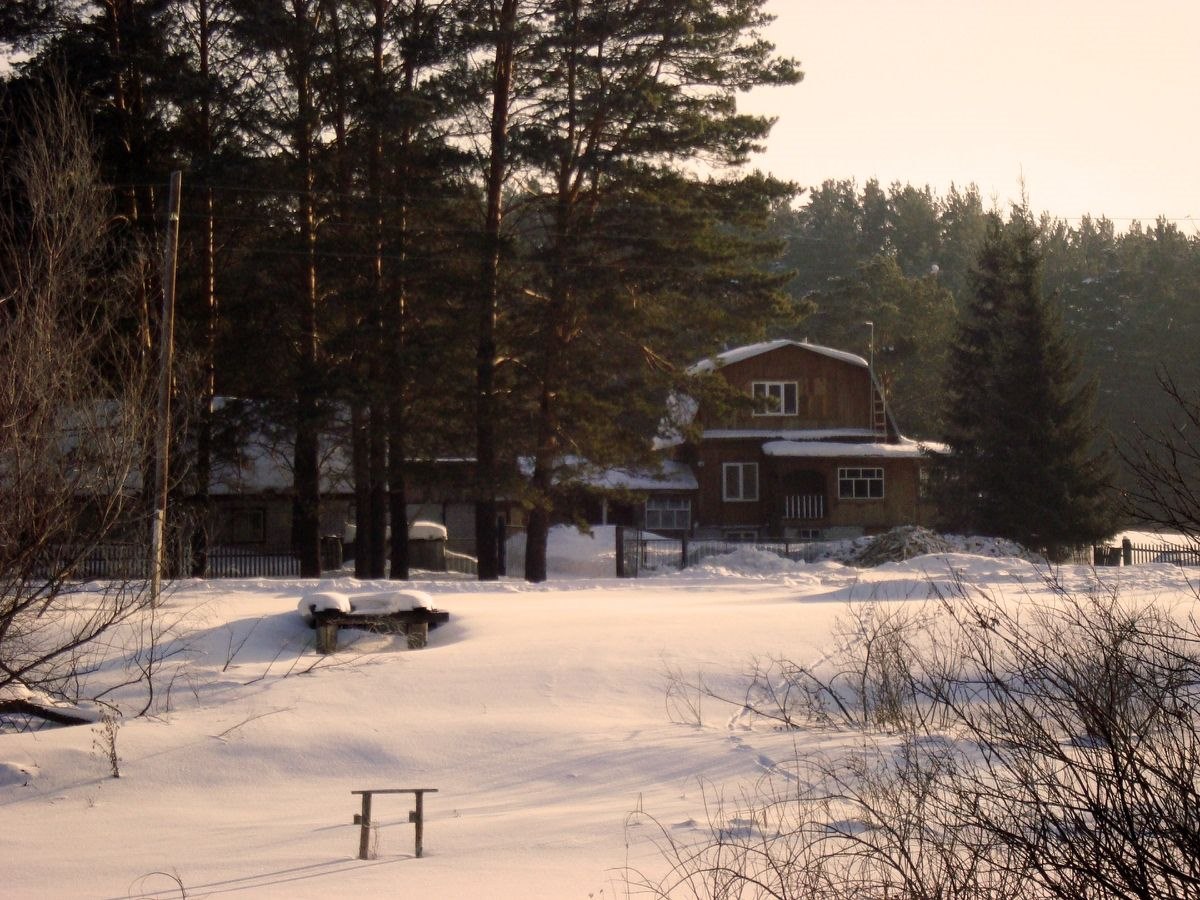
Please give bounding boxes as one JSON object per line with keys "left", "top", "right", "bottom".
{"left": 688, "top": 339, "right": 868, "bottom": 375}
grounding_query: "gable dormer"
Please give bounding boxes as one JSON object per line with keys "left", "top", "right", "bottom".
{"left": 692, "top": 339, "right": 895, "bottom": 439}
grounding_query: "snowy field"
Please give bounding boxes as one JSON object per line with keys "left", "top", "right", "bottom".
{"left": 2, "top": 529, "right": 1197, "bottom": 899}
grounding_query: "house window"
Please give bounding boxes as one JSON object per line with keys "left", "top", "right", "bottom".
{"left": 838, "top": 467, "right": 884, "bottom": 500}
{"left": 645, "top": 496, "right": 691, "bottom": 532}
{"left": 227, "top": 507, "right": 266, "bottom": 543}
{"left": 723, "top": 462, "right": 759, "bottom": 501}
{"left": 752, "top": 381, "right": 798, "bottom": 416}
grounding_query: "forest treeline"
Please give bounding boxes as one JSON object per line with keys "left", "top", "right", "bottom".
{"left": 2, "top": 3, "right": 1195, "bottom": 581}
{"left": 776, "top": 179, "right": 1200, "bottom": 448}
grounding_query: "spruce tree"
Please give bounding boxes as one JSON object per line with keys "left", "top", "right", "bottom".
{"left": 940, "top": 212, "right": 1115, "bottom": 555}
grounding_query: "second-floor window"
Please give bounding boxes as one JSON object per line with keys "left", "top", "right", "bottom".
{"left": 723, "top": 462, "right": 759, "bottom": 501}
{"left": 752, "top": 381, "right": 798, "bottom": 416}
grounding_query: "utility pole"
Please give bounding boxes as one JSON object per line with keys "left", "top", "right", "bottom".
{"left": 150, "top": 171, "right": 182, "bottom": 603}
{"left": 865, "top": 320, "right": 875, "bottom": 432}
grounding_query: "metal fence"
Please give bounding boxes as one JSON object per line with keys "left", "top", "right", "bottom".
{"left": 620, "top": 532, "right": 1200, "bottom": 578}
{"left": 617, "top": 528, "right": 826, "bottom": 577}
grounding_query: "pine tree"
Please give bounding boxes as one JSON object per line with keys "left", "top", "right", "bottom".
{"left": 940, "top": 212, "right": 1115, "bottom": 555}
{"left": 505, "top": 0, "right": 802, "bottom": 582}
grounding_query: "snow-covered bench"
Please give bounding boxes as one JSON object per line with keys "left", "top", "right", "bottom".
{"left": 298, "top": 590, "right": 450, "bottom": 652}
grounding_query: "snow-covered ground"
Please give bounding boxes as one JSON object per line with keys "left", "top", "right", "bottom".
{"left": 2, "top": 529, "right": 1196, "bottom": 898}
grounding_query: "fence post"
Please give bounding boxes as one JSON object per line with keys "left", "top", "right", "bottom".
{"left": 1122, "top": 537, "right": 1132, "bottom": 566}
{"left": 615, "top": 525, "right": 625, "bottom": 578}
{"left": 496, "top": 517, "right": 507, "bottom": 577}
{"left": 680, "top": 534, "right": 689, "bottom": 570}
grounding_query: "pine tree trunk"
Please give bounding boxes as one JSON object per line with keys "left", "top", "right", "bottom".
{"left": 368, "top": 402, "right": 388, "bottom": 577}
{"left": 351, "top": 402, "right": 371, "bottom": 578}
{"left": 293, "top": 30, "right": 322, "bottom": 578}
{"left": 475, "top": 0, "right": 517, "bottom": 581}
{"left": 523, "top": 377, "right": 557, "bottom": 583}
{"left": 388, "top": 400, "right": 409, "bottom": 580}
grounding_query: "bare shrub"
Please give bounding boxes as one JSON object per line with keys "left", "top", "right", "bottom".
{"left": 641, "top": 579, "right": 1200, "bottom": 899}
{"left": 665, "top": 600, "right": 965, "bottom": 734}
{"left": 92, "top": 708, "right": 122, "bottom": 778}
{"left": 0, "top": 77, "right": 158, "bottom": 706}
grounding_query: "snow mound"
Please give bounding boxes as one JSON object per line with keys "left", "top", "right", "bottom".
{"left": 0, "top": 682, "right": 104, "bottom": 726}
{"left": 409, "top": 520, "right": 448, "bottom": 541}
{"left": 297, "top": 588, "right": 433, "bottom": 623}
{"left": 545, "top": 525, "right": 619, "bottom": 578}
{"left": 0, "top": 762, "right": 37, "bottom": 788}
{"left": 298, "top": 591, "right": 352, "bottom": 619}
{"left": 690, "top": 546, "right": 805, "bottom": 577}
{"left": 853, "top": 527, "right": 1035, "bottom": 567}
{"left": 854, "top": 526, "right": 954, "bottom": 566}
{"left": 350, "top": 590, "right": 433, "bottom": 614}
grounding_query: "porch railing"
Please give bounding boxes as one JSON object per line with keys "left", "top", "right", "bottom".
{"left": 783, "top": 493, "right": 825, "bottom": 520}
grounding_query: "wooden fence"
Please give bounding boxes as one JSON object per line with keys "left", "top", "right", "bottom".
{"left": 1093, "top": 538, "right": 1200, "bottom": 567}
{"left": 30, "top": 544, "right": 151, "bottom": 580}
{"left": 204, "top": 547, "right": 302, "bottom": 578}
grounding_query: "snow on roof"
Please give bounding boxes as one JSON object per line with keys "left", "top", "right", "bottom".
{"left": 688, "top": 339, "right": 868, "bottom": 374}
{"left": 409, "top": 521, "right": 449, "bottom": 541}
{"left": 763, "top": 439, "right": 946, "bottom": 459}
{"left": 518, "top": 457, "right": 698, "bottom": 491}
{"left": 208, "top": 437, "right": 352, "bottom": 495}
{"left": 585, "top": 460, "right": 698, "bottom": 492}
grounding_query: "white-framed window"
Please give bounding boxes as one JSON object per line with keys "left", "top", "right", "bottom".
{"left": 645, "top": 496, "right": 691, "bottom": 532}
{"left": 752, "top": 381, "right": 798, "bottom": 416}
{"left": 838, "top": 466, "right": 884, "bottom": 500}
{"left": 723, "top": 462, "right": 759, "bottom": 501}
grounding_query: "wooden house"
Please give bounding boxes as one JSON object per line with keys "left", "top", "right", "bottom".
{"left": 643, "top": 339, "right": 942, "bottom": 541}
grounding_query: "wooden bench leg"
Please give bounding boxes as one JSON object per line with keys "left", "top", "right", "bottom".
{"left": 406, "top": 622, "right": 428, "bottom": 649}
{"left": 411, "top": 791, "right": 426, "bottom": 857}
{"left": 358, "top": 792, "right": 372, "bottom": 860}
{"left": 316, "top": 622, "right": 338, "bottom": 654}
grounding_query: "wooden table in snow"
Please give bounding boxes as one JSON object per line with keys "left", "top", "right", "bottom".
{"left": 351, "top": 788, "right": 438, "bottom": 860}
{"left": 312, "top": 607, "right": 449, "bottom": 652}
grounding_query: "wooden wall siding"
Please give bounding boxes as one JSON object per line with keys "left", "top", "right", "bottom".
{"left": 695, "top": 438, "right": 765, "bottom": 528}
{"left": 210, "top": 496, "right": 353, "bottom": 553}
{"left": 693, "top": 442, "right": 934, "bottom": 535}
{"left": 714, "top": 344, "right": 873, "bottom": 431}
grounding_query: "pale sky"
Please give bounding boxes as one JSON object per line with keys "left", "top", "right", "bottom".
{"left": 742, "top": 0, "right": 1200, "bottom": 228}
